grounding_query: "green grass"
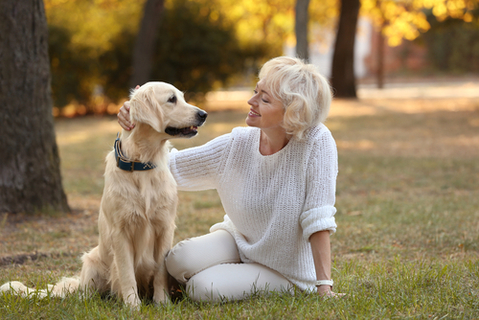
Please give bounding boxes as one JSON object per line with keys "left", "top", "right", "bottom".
{"left": 1, "top": 99, "right": 479, "bottom": 319}
{"left": 1, "top": 259, "right": 478, "bottom": 319}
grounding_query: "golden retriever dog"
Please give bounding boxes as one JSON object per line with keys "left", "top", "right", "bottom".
{"left": 1, "top": 82, "right": 207, "bottom": 307}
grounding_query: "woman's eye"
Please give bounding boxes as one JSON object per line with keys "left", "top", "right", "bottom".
{"left": 168, "top": 96, "right": 177, "bottom": 104}
{"left": 262, "top": 99, "right": 269, "bottom": 103}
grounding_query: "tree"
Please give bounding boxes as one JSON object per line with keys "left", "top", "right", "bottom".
{"left": 130, "top": 0, "right": 165, "bottom": 88}
{"left": 214, "top": 0, "right": 295, "bottom": 59}
{"left": 362, "top": 0, "right": 430, "bottom": 88}
{"left": 45, "top": 0, "right": 144, "bottom": 109}
{"left": 152, "top": 0, "right": 266, "bottom": 95}
{"left": 423, "top": 11, "right": 479, "bottom": 72}
{"left": 361, "top": 0, "right": 479, "bottom": 88}
{"left": 295, "top": 0, "right": 311, "bottom": 61}
{"left": 0, "top": 0, "right": 69, "bottom": 214}
{"left": 44, "top": 0, "right": 279, "bottom": 108}
{"left": 331, "top": 0, "right": 360, "bottom": 98}
{"left": 99, "top": 0, "right": 267, "bottom": 101}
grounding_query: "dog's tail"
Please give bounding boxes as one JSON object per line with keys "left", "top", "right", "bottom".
{"left": 1, "top": 277, "right": 80, "bottom": 299}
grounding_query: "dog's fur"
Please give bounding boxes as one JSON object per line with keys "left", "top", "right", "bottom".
{"left": 1, "top": 82, "right": 207, "bottom": 307}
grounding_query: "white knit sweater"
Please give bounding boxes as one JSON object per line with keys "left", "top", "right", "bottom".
{"left": 169, "top": 124, "right": 338, "bottom": 291}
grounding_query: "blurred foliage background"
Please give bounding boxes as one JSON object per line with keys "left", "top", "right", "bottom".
{"left": 44, "top": 0, "right": 479, "bottom": 115}
{"left": 423, "top": 12, "right": 479, "bottom": 72}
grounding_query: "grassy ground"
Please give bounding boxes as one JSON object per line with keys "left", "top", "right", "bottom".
{"left": 1, "top": 96, "right": 479, "bottom": 319}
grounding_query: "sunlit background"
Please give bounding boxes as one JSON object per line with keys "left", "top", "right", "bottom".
{"left": 43, "top": 0, "right": 479, "bottom": 116}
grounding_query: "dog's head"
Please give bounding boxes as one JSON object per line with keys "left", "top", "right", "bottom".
{"left": 129, "top": 82, "right": 207, "bottom": 138}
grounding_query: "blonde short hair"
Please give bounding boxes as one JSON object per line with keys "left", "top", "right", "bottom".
{"left": 258, "top": 56, "right": 332, "bottom": 139}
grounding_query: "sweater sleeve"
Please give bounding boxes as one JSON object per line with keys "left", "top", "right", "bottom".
{"left": 299, "top": 129, "right": 338, "bottom": 240}
{"left": 168, "top": 133, "right": 230, "bottom": 191}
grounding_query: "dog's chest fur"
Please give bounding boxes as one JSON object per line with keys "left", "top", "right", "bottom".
{"left": 102, "top": 149, "right": 177, "bottom": 226}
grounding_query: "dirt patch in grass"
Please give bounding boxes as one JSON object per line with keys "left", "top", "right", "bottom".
{"left": 0, "top": 203, "right": 99, "bottom": 261}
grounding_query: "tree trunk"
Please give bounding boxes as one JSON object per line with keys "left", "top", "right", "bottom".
{"left": 130, "top": 0, "right": 165, "bottom": 88}
{"left": 377, "top": 23, "right": 386, "bottom": 89}
{"left": 0, "top": 0, "right": 69, "bottom": 214}
{"left": 331, "top": 0, "right": 360, "bottom": 98}
{"left": 295, "top": 0, "right": 311, "bottom": 62}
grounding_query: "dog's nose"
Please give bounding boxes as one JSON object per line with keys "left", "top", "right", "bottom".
{"left": 197, "top": 110, "right": 208, "bottom": 122}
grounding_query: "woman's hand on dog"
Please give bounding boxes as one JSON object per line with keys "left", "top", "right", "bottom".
{"left": 118, "top": 85, "right": 140, "bottom": 131}
{"left": 118, "top": 102, "right": 135, "bottom": 131}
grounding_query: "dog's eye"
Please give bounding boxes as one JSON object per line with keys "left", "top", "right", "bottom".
{"left": 167, "top": 96, "right": 177, "bottom": 104}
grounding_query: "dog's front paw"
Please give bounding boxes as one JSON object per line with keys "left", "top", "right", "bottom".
{"left": 124, "top": 292, "right": 141, "bottom": 309}
{"left": 153, "top": 289, "right": 171, "bottom": 305}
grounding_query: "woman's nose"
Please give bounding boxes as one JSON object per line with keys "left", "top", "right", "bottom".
{"left": 247, "top": 95, "right": 257, "bottom": 106}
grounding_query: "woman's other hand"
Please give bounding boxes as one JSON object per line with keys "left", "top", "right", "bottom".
{"left": 317, "top": 285, "right": 346, "bottom": 299}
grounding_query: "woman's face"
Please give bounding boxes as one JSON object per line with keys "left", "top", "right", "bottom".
{"left": 246, "top": 80, "right": 285, "bottom": 131}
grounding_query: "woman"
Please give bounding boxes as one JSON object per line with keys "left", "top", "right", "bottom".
{"left": 118, "top": 56, "right": 342, "bottom": 302}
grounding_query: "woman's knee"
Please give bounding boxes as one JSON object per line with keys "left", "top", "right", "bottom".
{"left": 165, "top": 230, "right": 240, "bottom": 284}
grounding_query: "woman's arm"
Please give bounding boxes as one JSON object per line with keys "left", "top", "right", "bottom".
{"left": 310, "top": 230, "right": 332, "bottom": 296}
{"left": 310, "top": 230, "right": 344, "bottom": 297}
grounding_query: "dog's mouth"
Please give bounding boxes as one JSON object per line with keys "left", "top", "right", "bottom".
{"left": 165, "top": 111, "right": 207, "bottom": 138}
{"left": 165, "top": 126, "right": 198, "bottom": 137}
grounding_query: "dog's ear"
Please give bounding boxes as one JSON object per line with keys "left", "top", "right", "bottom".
{"left": 129, "top": 86, "right": 164, "bottom": 132}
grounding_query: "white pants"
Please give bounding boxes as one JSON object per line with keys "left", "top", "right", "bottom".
{"left": 165, "top": 230, "right": 293, "bottom": 302}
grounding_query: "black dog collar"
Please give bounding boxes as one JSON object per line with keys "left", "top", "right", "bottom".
{"left": 114, "top": 134, "right": 157, "bottom": 172}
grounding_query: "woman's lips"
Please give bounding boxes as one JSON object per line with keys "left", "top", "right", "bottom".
{"left": 248, "top": 109, "right": 261, "bottom": 117}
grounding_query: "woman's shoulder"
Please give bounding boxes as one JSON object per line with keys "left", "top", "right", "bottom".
{"left": 305, "top": 123, "right": 331, "bottom": 136}
{"left": 300, "top": 123, "right": 335, "bottom": 145}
